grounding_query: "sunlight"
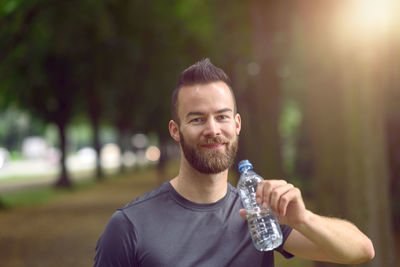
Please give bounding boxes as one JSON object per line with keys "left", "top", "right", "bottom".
{"left": 336, "top": 0, "right": 397, "bottom": 42}
{"left": 354, "top": 0, "right": 393, "bottom": 33}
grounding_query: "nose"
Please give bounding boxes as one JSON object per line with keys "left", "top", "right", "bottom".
{"left": 203, "top": 118, "right": 221, "bottom": 137}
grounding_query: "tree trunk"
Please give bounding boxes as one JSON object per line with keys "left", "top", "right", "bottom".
{"left": 55, "top": 121, "right": 72, "bottom": 188}
{"left": 0, "top": 197, "right": 6, "bottom": 210}
{"left": 117, "top": 130, "right": 126, "bottom": 174}
{"left": 117, "top": 128, "right": 132, "bottom": 174}
{"left": 156, "top": 135, "right": 169, "bottom": 184}
{"left": 342, "top": 54, "right": 396, "bottom": 267}
{"left": 296, "top": 2, "right": 397, "bottom": 265}
{"left": 92, "top": 117, "right": 103, "bottom": 180}
{"left": 241, "top": 0, "right": 289, "bottom": 178}
{"left": 304, "top": 26, "right": 396, "bottom": 267}
{"left": 385, "top": 37, "right": 400, "bottom": 235}
{"left": 308, "top": 54, "right": 396, "bottom": 267}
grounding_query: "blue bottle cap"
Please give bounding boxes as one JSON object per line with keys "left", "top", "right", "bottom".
{"left": 238, "top": 159, "right": 253, "bottom": 172}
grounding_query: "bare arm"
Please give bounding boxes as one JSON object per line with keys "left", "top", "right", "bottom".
{"left": 283, "top": 211, "right": 375, "bottom": 264}
{"left": 239, "top": 180, "right": 375, "bottom": 264}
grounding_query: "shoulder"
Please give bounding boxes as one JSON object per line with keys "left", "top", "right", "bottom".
{"left": 118, "top": 182, "right": 172, "bottom": 222}
{"left": 228, "top": 182, "right": 239, "bottom": 194}
{"left": 95, "top": 183, "right": 172, "bottom": 266}
{"left": 98, "top": 210, "right": 135, "bottom": 244}
{"left": 227, "top": 182, "right": 241, "bottom": 201}
{"left": 94, "top": 210, "right": 137, "bottom": 266}
{"left": 99, "top": 182, "right": 172, "bottom": 240}
{"left": 123, "top": 182, "right": 171, "bottom": 209}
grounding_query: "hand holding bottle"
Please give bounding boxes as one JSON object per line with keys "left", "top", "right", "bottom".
{"left": 239, "top": 179, "right": 309, "bottom": 228}
{"left": 237, "top": 160, "right": 283, "bottom": 251}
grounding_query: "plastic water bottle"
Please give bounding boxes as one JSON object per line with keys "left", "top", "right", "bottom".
{"left": 237, "top": 159, "right": 283, "bottom": 251}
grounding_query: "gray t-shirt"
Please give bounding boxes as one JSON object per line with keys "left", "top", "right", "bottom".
{"left": 94, "top": 182, "right": 293, "bottom": 267}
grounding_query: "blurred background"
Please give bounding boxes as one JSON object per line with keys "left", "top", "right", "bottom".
{"left": 0, "top": 0, "right": 399, "bottom": 266}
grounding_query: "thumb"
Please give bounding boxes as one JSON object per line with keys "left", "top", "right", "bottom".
{"left": 239, "top": 209, "right": 247, "bottom": 220}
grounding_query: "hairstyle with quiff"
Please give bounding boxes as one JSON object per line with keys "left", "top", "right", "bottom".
{"left": 171, "top": 58, "right": 237, "bottom": 124}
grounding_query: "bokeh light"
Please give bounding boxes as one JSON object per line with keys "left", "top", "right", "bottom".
{"left": 100, "top": 143, "right": 121, "bottom": 168}
{"left": 132, "top": 134, "right": 148, "bottom": 149}
{"left": 336, "top": 0, "right": 397, "bottom": 42}
{"left": 145, "top": 146, "right": 160, "bottom": 162}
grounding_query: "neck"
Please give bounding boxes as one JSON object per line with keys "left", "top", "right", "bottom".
{"left": 170, "top": 157, "right": 229, "bottom": 204}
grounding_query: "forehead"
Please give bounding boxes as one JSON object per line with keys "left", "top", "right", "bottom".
{"left": 177, "top": 81, "right": 234, "bottom": 117}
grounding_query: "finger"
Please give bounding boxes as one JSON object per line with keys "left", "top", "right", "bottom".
{"left": 238, "top": 209, "right": 247, "bottom": 220}
{"left": 269, "top": 183, "right": 294, "bottom": 213}
{"left": 278, "top": 187, "right": 302, "bottom": 216}
{"left": 255, "top": 181, "right": 267, "bottom": 205}
{"left": 256, "top": 180, "right": 287, "bottom": 208}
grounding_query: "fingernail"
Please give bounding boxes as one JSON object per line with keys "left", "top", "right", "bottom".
{"left": 262, "top": 202, "right": 268, "bottom": 210}
{"left": 256, "top": 197, "right": 261, "bottom": 204}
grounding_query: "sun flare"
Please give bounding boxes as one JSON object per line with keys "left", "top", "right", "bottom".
{"left": 335, "top": 0, "right": 397, "bottom": 42}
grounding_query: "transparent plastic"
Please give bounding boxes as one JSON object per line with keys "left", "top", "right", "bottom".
{"left": 237, "top": 160, "right": 283, "bottom": 251}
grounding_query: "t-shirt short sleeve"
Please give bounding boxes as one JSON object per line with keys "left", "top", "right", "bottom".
{"left": 274, "top": 224, "right": 294, "bottom": 258}
{"left": 94, "top": 210, "right": 138, "bottom": 267}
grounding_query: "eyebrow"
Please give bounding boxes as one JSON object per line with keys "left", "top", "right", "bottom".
{"left": 186, "top": 108, "right": 233, "bottom": 118}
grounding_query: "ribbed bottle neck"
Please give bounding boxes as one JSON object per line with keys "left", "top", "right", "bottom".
{"left": 239, "top": 166, "right": 253, "bottom": 174}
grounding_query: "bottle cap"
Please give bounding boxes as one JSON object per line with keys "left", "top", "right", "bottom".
{"left": 238, "top": 159, "right": 253, "bottom": 172}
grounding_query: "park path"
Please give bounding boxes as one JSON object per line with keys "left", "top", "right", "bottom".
{"left": 0, "top": 170, "right": 161, "bottom": 267}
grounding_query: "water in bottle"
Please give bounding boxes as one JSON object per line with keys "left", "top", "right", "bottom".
{"left": 237, "top": 159, "right": 283, "bottom": 251}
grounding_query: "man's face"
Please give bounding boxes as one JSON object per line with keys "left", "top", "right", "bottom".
{"left": 179, "top": 128, "right": 239, "bottom": 174}
{"left": 170, "top": 81, "right": 241, "bottom": 174}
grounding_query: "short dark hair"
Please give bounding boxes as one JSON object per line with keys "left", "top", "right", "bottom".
{"left": 171, "top": 58, "right": 237, "bottom": 124}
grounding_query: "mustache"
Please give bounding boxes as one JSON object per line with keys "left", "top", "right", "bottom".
{"left": 200, "top": 136, "right": 229, "bottom": 145}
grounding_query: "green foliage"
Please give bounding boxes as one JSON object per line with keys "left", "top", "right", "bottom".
{"left": 67, "top": 122, "right": 93, "bottom": 151}
{"left": 0, "top": 107, "right": 44, "bottom": 150}
{"left": 0, "top": 0, "right": 19, "bottom": 16}
{"left": 0, "top": 0, "right": 250, "bottom": 181}
{"left": 279, "top": 100, "right": 303, "bottom": 176}
{"left": 1, "top": 0, "right": 251, "bottom": 138}
{"left": 0, "top": 187, "right": 57, "bottom": 208}
{"left": 0, "top": 178, "right": 97, "bottom": 208}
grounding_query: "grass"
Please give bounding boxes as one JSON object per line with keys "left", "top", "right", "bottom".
{"left": 0, "top": 178, "right": 97, "bottom": 209}
{"left": 0, "top": 173, "right": 55, "bottom": 183}
{"left": 0, "top": 187, "right": 58, "bottom": 208}
{"left": 0, "top": 168, "right": 95, "bottom": 183}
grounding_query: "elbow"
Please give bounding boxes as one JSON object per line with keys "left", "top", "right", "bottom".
{"left": 352, "top": 237, "right": 375, "bottom": 264}
{"left": 363, "top": 238, "right": 375, "bottom": 262}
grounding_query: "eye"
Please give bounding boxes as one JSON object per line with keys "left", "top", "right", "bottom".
{"left": 217, "top": 114, "right": 229, "bottom": 120}
{"left": 190, "top": 117, "right": 203, "bottom": 123}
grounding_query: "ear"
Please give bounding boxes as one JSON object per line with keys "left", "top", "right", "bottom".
{"left": 234, "top": 113, "right": 241, "bottom": 135}
{"left": 169, "top": 120, "right": 181, "bottom": 142}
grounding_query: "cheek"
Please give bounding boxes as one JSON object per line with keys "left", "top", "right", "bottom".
{"left": 180, "top": 128, "right": 201, "bottom": 143}
{"left": 223, "top": 124, "right": 238, "bottom": 137}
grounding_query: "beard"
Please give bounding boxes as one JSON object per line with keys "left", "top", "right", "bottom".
{"left": 179, "top": 131, "right": 239, "bottom": 174}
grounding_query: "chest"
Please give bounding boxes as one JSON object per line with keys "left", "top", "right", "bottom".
{"left": 134, "top": 207, "right": 269, "bottom": 267}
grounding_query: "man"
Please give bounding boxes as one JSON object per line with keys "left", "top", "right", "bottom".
{"left": 94, "top": 58, "right": 374, "bottom": 266}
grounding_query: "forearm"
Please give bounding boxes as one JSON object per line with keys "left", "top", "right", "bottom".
{"left": 293, "top": 210, "right": 375, "bottom": 264}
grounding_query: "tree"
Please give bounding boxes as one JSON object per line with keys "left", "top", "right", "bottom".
{"left": 1, "top": 0, "right": 95, "bottom": 187}
{"left": 238, "top": 1, "right": 294, "bottom": 178}
{"left": 297, "top": 2, "right": 396, "bottom": 266}
{"left": 72, "top": 1, "right": 116, "bottom": 180}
